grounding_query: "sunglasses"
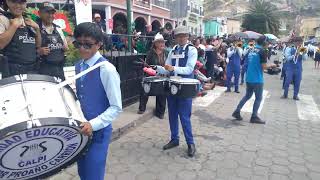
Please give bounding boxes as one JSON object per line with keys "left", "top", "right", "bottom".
{"left": 73, "top": 41, "right": 97, "bottom": 49}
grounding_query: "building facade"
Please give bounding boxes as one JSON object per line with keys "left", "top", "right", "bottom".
{"left": 28, "top": 0, "right": 175, "bottom": 34}
{"left": 170, "top": 0, "right": 204, "bottom": 36}
{"left": 298, "top": 17, "right": 320, "bottom": 38}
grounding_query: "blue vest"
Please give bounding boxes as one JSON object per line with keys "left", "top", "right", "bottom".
{"left": 75, "top": 57, "right": 110, "bottom": 120}
{"left": 171, "top": 44, "right": 194, "bottom": 78}
{"left": 228, "top": 49, "right": 241, "bottom": 68}
{"left": 287, "top": 54, "right": 303, "bottom": 71}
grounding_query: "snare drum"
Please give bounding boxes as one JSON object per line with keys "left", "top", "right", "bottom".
{"left": 142, "top": 76, "right": 169, "bottom": 96}
{"left": 0, "top": 74, "right": 90, "bottom": 180}
{"left": 169, "top": 77, "right": 200, "bottom": 98}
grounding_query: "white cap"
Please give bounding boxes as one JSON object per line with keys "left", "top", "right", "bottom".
{"left": 153, "top": 33, "right": 166, "bottom": 42}
{"left": 174, "top": 26, "right": 189, "bottom": 35}
{"left": 94, "top": 13, "right": 101, "bottom": 18}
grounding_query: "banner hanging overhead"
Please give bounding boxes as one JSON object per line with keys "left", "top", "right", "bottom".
{"left": 74, "top": 0, "right": 92, "bottom": 25}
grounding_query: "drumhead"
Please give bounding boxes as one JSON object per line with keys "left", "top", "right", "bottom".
{"left": 0, "top": 117, "right": 91, "bottom": 180}
{"left": 143, "top": 76, "right": 169, "bottom": 82}
{"left": 170, "top": 78, "right": 200, "bottom": 84}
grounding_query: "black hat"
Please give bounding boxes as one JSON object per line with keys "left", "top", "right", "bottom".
{"left": 39, "top": 2, "right": 56, "bottom": 12}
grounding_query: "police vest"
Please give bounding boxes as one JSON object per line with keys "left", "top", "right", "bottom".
{"left": 4, "top": 26, "right": 37, "bottom": 65}
{"left": 40, "top": 25, "right": 65, "bottom": 65}
{"left": 171, "top": 44, "right": 194, "bottom": 78}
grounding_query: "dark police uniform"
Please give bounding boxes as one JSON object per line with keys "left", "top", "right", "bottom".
{"left": 1, "top": 17, "right": 38, "bottom": 77}
{"left": 38, "top": 23, "right": 66, "bottom": 80}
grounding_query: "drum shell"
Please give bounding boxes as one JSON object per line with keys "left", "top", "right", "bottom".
{"left": 142, "top": 77, "right": 169, "bottom": 96}
{"left": 169, "top": 82, "right": 199, "bottom": 98}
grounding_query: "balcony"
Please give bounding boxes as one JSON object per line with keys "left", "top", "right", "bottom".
{"left": 134, "top": 0, "right": 151, "bottom": 9}
{"left": 152, "top": 0, "right": 170, "bottom": 9}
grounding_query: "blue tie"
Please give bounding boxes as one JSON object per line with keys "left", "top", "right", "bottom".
{"left": 81, "top": 62, "right": 89, "bottom": 81}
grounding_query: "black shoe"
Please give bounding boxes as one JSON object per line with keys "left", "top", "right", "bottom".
{"left": 240, "top": 82, "right": 244, "bottom": 85}
{"left": 293, "top": 96, "right": 300, "bottom": 101}
{"left": 250, "top": 116, "right": 265, "bottom": 124}
{"left": 235, "top": 90, "right": 240, "bottom": 93}
{"left": 163, "top": 140, "right": 179, "bottom": 150}
{"left": 281, "top": 95, "right": 287, "bottom": 99}
{"left": 232, "top": 111, "right": 243, "bottom": 120}
{"left": 225, "top": 89, "right": 231, "bottom": 93}
{"left": 187, "top": 144, "right": 196, "bottom": 157}
{"left": 137, "top": 110, "right": 145, "bottom": 114}
{"left": 156, "top": 114, "right": 164, "bottom": 119}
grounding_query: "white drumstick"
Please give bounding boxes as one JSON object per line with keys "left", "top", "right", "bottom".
{"left": 56, "top": 61, "right": 108, "bottom": 89}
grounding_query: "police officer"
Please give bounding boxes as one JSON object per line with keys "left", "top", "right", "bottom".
{"left": 155, "top": 26, "right": 197, "bottom": 157}
{"left": 281, "top": 38, "right": 307, "bottom": 100}
{"left": 38, "top": 2, "right": 68, "bottom": 80}
{"left": 0, "top": 0, "right": 41, "bottom": 77}
{"left": 226, "top": 39, "right": 243, "bottom": 93}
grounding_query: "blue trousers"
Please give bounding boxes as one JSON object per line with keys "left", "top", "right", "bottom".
{"left": 235, "top": 83, "right": 263, "bottom": 118}
{"left": 240, "top": 65, "right": 246, "bottom": 84}
{"left": 77, "top": 125, "right": 112, "bottom": 180}
{"left": 167, "top": 96, "right": 194, "bottom": 145}
{"left": 226, "top": 65, "right": 240, "bottom": 91}
{"left": 284, "top": 67, "right": 302, "bottom": 98}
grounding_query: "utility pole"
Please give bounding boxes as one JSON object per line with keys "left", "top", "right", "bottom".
{"left": 126, "top": 0, "right": 132, "bottom": 51}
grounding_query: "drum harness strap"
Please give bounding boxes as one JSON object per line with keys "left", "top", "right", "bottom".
{"left": 19, "top": 74, "right": 34, "bottom": 123}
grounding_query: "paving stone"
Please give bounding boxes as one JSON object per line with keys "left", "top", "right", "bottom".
{"left": 177, "top": 170, "right": 197, "bottom": 180}
{"left": 136, "top": 172, "right": 157, "bottom": 180}
{"left": 270, "top": 174, "right": 290, "bottom": 180}
{"left": 272, "top": 157, "right": 290, "bottom": 166}
{"left": 271, "top": 165, "right": 290, "bottom": 175}
{"left": 236, "top": 167, "right": 253, "bottom": 179}
{"left": 253, "top": 165, "right": 269, "bottom": 176}
{"left": 309, "top": 172, "right": 320, "bottom": 180}
{"left": 289, "top": 172, "right": 310, "bottom": 180}
{"left": 306, "top": 163, "right": 320, "bottom": 173}
{"left": 250, "top": 175, "right": 268, "bottom": 180}
{"left": 197, "top": 169, "right": 217, "bottom": 180}
{"left": 157, "top": 171, "right": 177, "bottom": 180}
{"left": 288, "top": 156, "right": 306, "bottom": 164}
{"left": 116, "top": 172, "right": 135, "bottom": 180}
{"left": 288, "top": 164, "right": 309, "bottom": 173}
{"left": 255, "top": 158, "right": 273, "bottom": 167}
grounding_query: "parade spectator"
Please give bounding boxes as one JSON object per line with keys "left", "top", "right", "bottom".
{"left": 93, "top": 13, "right": 106, "bottom": 33}
{"left": 0, "top": 0, "right": 41, "bottom": 77}
{"left": 138, "top": 33, "right": 168, "bottom": 119}
{"left": 37, "top": 2, "right": 68, "bottom": 80}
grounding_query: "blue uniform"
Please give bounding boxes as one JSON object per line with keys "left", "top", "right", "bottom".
{"left": 157, "top": 44, "right": 197, "bottom": 145}
{"left": 226, "top": 47, "right": 243, "bottom": 91}
{"left": 283, "top": 47, "right": 307, "bottom": 98}
{"left": 75, "top": 52, "right": 122, "bottom": 180}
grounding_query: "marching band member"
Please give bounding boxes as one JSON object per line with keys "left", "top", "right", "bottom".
{"left": 314, "top": 45, "right": 320, "bottom": 69}
{"left": 73, "top": 22, "right": 122, "bottom": 180}
{"left": 281, "top": 38, "right": 307, "bottom": 100}
{"left": 241, "top": 39, "right": 255, "bottom": 85}
{"left": 154, "top": 26, "right": 197, "bottom": 157}
{"left": 38, "top": 2, "right": 68, "bottom": 80}
{"left": 226, "top": 39, "right": 243, "bottom": 93}
{"left": 0, "top": 0, "right": 41, "bottom": 76}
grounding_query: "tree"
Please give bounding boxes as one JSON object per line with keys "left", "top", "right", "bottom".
{"left": 242, "top": 0, "right": 281, "bottom": 35}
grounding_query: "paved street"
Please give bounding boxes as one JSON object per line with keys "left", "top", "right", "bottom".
{"left": 53, "top": 57, "right": 320, "bottom": 180}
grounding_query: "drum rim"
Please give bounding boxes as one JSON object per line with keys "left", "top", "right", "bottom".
{"left": 0, "top": 74, "right": 78, "bottom": 100}
{"left": 0, "top": 117, "right": 91, "bottom": 180}
{"left": 0, "top": 74, "right": 60, "bottom": 86}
